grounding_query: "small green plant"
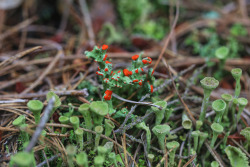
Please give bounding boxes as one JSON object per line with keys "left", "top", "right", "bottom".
{"left": 94, "top": 155, "right": 105, "bottom": 167}
{"left": 236, "top": 98, "right": 248, "bottom": 124}
{"left": 210, "top": 123, "right": 223, "bottom": 148}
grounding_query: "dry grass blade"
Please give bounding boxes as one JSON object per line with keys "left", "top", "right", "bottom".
{"left": 182, "top": 155, "right": 196, "bottom": 167}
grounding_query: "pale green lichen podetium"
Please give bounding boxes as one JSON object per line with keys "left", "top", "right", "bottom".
{"left": 103, "top": 142, "right": 113, "bottom": 153}
{"left": 95, "top": 126, "right": 104, "bottom": 150}
{"left": 97, "top": 146, "right": 107, "bottom": 159}
{"left": 27, "top": 100, "right": 44, "bottom": 124}
{"left": 240, "top": 127, "right": 250, "bottom": 152}
{"left": 76, "top": 152, "right": 88, "bottom": 167}
{"left": 94, "top": 156, "right": 105, "bottom": 167}
{"left": 9, "top": 152, "right": 34, "bottom": 167}
{"left": 191, "top": 130, "right": 200, "bottom": 152}
{"left": 59, "top": 116, "right": 69, "bottom": 134}
{"left": 197, "top": 132, "right": 208, "bottom": 153}
{"left": 70, "top": 116, "right": 79, "bottom": 130}
{"left": 108, "top": 152, "right": 118, "bottom": 167}
{"left": 151, "top": 101, "right": 167, "bottom": 125}
{"left": 211, "top": 161, "right": 219, "bottom": 167}
{"left": 46, "top": 91, "right": 61, "bottom": 117}
{"left": 225, "top": 146, "right": 249, "bottom": 167}
{"left": 215, "top": 46, "right": 229, "bottom": 71}
{"left": 12, "top": 115, "right": 29, "bottom": 144}
{"left": 212, "top": 99, "right": 226, "bottom": 123}
{"left": 196, "top": 120, "right": 203, "bottom": 130}
{"left": 236, "top": 98, "right": 248, "bottom": 125}
{"left": 210, "top": 123, "right": 223, "bottom": 148}
{"left": 136, "top": 121, "right": 151, "bottom": 152}
{"left": 66, "top": 145, "right": 77, "bottom": 167}
{"left": 199, "top": 77, "right": 219, "bottom": 122}
{"left": 90, "top": 101, "right": 108, "bottom": 126}
{"left": 152, "top": 124, "right": 171, "bottom": 153}
{"left": 166, "top": 141, "right": 180, "bottom": 167}
{"left": 231, "top": 98, "right": 239, "bottom": 126}
{"left": 147, "top": 154, "right": 155, "bottom": 165}
{"left": 75, "top": 128, "right": 84, "bottom": 152}
{"left": 231, "top": 68, "right": 242, "bottom": 98}
{"left": 78, "top": 103, "right": 93, "bottom": 141}
{"left": 182, "top": 113, "right": 192, "bottom": 129}
{"left": 221, "top": 93, "right": 233, "bottom": 121}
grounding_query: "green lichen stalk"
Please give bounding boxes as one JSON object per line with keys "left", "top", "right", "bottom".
{"left": 103, "top": 142, "right": 113, "bottom": 153}
{"left": 108, "top": 152, "right": 118, "bottom": 167}
{"left": 78, "top": 103, "right": 93, "bottom": 140}
{"left": 191, "top": 130, "right": 200, "bottom": 152}
{"left": 75, "top": 128, "right": 84, "bottom": 152}
{"left": 46, "top": 91, "right": 61, "bottom": 117}
{"left": 231, "top": 68, "right": 242, "bottom": 98}
{"left": 12, "top": 115, "right": 29, "bottom": 144}
{"left": 27, "top": 100, "right": 44, "bottom": 124}
{"left": 95, "top": 126, "right": 104, "bottom": 149}
{"left": 104, "top": 119, "right": 115, "bottom": 137}
{"left": 231, "top": 98, "right": 239, "bottom": 126}
{"left": 151, "top": 101, "right": 167, "bottom": 125}
{"left": 198, "top": 132, "right": 208, "bottom": 153}
{"left": 97, "top": 146, "right": 107, "bottom": 158}
{"left": 76, "top": 152, "right": 88, "bottom": 167}
{"left": 199, "top": 77, "right": 219, "bottom": 122}
{"left": 94, "top": 156, "right": 104, "bottom": 167}
{"left": 136, "top": 121, "right": 151, "bottom": 152}
{"left": 221, "top": 93, "right": 233, "bottom": 121}
{"left": 152, "top": 124, "right": 171, "bottom": 153}
{"left": 236, "top": 98, "right": 248, "bottom": 124}
{"left": 196, "top": 120, "right": 203, "bottom": 130}
{"left": 66, "top": 145, "right": 77, "bottom": 167}
{"left": 210, "top": 123, "right": 223, "bottom": 148}
{"left": 212, "top": 99, "right": 226, "bottom": 123}
{"left": 166, "top": 141, "right": 180, "bottom": 167}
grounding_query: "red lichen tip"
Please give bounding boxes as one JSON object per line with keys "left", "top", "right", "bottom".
{"left": 151, "top": 70, "right": 154, "bottom": 76}
{"left": 132, "top": 55, "right": 139, "bottom": 60}
{"left": 105, "top": 61, "right": 111, "bottom": 64}
{"left": 102, "top": 44, "right": 108, "bottom": 50}
{"left": 139, "top": 81, "right": 142, "bottom": 86}
{"left": 103, "top": 54, "right": 108, "bottom": 61}
{"left": 123, "top": 69, "right": 131, "bottom": 76}
{"left": 105, "top": 68, "right": 108, "bottom": 72}
{"left": 104, "top": 89, "right": 112, "bottom": 100}
{"left": 142, "top": 59, "right": 148, "bottom": 64}
{"left": 150, "top": 85, "right": 153, "bottom": 93}
{"left": 133, "top": 79, "right": 138, "bottom": 82}
{"left": 135, "top": 69, "right": 139, "bottom": 73}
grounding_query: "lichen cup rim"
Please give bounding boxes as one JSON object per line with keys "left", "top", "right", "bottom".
{"left": 238, "top": 98, "right": 248, "bottom": 106}
{"left": 211, "top": 123, "right": 223, "bottom": 133}
{"left": 70, "top": 116, "right": 79, "bottom": 124}
{"left": 13, "top": 115, "right": 25, "bottom": 126}
{"left": 221, "top": 93, "right": 233, "bottom": 102}
{"left": 200, "top": 77, "right": 219, "bottom": 90}
{"left": 75, "top": 128, "right": 83, "bottom": 135}
{"left": 212, "top": 99, "right": 226, "bottom": 112}
{"left": 151, "top": 101, "right": 167, "bottom": 112}
{"left": 152, "top": 124, "right": 170, "bottom": 134}
{"left": 215, "top": 46, "right": 229, "bottom": 60}
{"left": 105, "top": 119, "right": 115, "bottom": 129}
{"left": 166, "top": 141, "right": 180, "bottom": 149}
{"left": 11, "top": 152, "right": 33, "bottom": 166}
{"left": 66, "top": 145, "right": 77, "bottom": 155}
{"left": 90, "top": 101, "right": 109, "bottom": 116}
{"left": 95, "top": 125, "right": 104, "bottom": 133}
{"left": 231, "top": 68, "right": 242, "bottom": 77}
{"left": 59, "top": 115, "right": 69, "bottom": 124}
{"left": 27, "top": 100, "right": 44, "bottom": 112}
{"left": 78, "top": 103, "right": 90, "bottom": 113}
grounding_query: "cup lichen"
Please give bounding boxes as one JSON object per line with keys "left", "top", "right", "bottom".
{"left": 212, "top": 99, "right": 226, "bottom": 123}
{"left": 27, "top": 100, "right": 44, "bottom": 124}
{"left": 90, "top": 101, "right": 108, "bottom": 126}
{"left": 231, "top": 68, "right": 242, "bottom": 98}
{"left": 151, "top": 101, "right": 167, "bottom": 125}
{"left": 152, "top": 124, "right": 171, "bottom": 153}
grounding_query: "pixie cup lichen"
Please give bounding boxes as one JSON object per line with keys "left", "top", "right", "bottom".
{"left": 78, "top": 103, "right": 93, "bottom": 140}
{"left": 27, "top": 100, "right": 44, "bottom": 124}
{"left": 199, "top": 77, "right": 219, "bottom": 122}
{"left": 212, "top": 99, "right": 226, "bottom": 123}
{"left": 166, "top": 141, "right": 180, "bottom": 167}
{"left": 75, "top": 128, "right": 84, "bottom": 152}
{"left": 46, "top": 91, "right": 61, "bottom": 117}
{"left": 191, "top": 130, "right": 200, "bottom": 152}
{"left": 231, "top": 98, "right": 239, "bottom": 125}
{"left": 211, "top": 161, "right": 219, "bottom": 167}
{"left": 9, "top": 152, "right": 34, "bottom": 167}
{"left": 94, "top": 155, "right": 104, "bottom": 167}
{"left": 104, "top": 119, "right": 115, "bottom": 137}
{"left": 95, "top": 126, "right": 104, "bottom": 149}
{"left": 221, "top": 93, "right": 233, "bottom": 121}
{"left": 97, "top": 146, "right": 108, "bottom": 158}
{"left": 76, "top": 152, "right": 88, "bottom": 167}
{"left": 196, "top": 120, "right": 203, "bottom": 130}
{"left": 215, "top": 46, "right": 229, "bottom": 71}
{"left": 13, "top": 115, "right": 29, "bottom": 143}
{"left": 182, "top": 113, "right": 192, "bottom": 129}
{"left": 59, "top": 116, "right": 69, "bottom": 134}
{"left": 152, "top": 124, "right": 171, "bottom": 153}
{"left": 108, "top": 152, "right": 118, "bottom": 167}
{"left": 136, "top": 121, "right": 151, "bottom": 152}
{"left": 236, "top": 98, "right": 248, "bottom": 124}
{"left": 90, "top": 101, "right": 108, "bottom": 126}
{"left": 70, "top": 116, "right": 79, "bottom": 130}
{"left": 231, "top": 68, "right": 242, "bottom": 98}
{"left": 147, "top": 154, "right": 155, "bottom": 165}
{"left": 198, "top": 132, "right": 208, "bottom": 153}
{"left": 103, "top": 141, "right": 114, "bottom": 153}
{"left": 225, "top": 146, "right": 249, "bottom": 167}
{"left": 210, "top": 123, "right": 223, "bottom": 148}
{"left": 240, "top": 127, "right": 250, "bottom": 152}
{"left": 151, "top": 101, "right": 167, "bottom": 125}
{"left": 66, "top": 145, "right": 77, "bottom": 167}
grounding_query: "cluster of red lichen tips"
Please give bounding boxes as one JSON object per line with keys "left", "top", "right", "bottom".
{"left": 85, "top": 44, "right": 155, "bottom": 101}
